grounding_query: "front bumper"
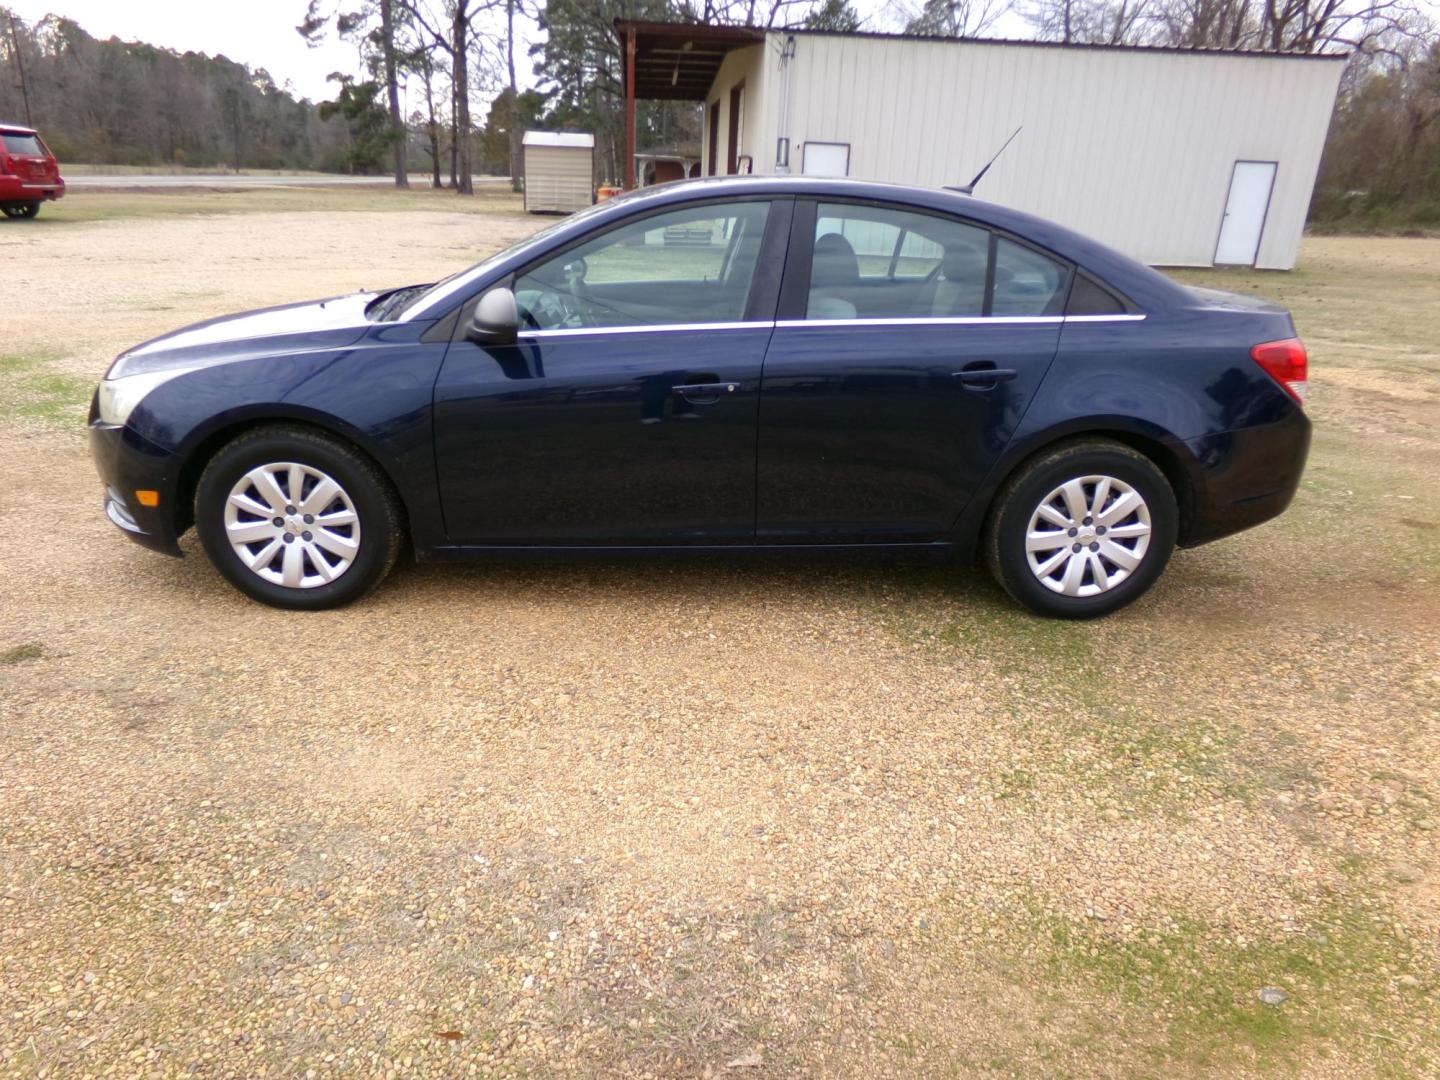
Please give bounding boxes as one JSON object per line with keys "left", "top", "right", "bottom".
{"left": 88, "top": 417, "right": 183, "bottom": 556}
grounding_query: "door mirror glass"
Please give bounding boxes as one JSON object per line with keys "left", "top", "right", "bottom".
{"left": 467, "top": 286, "right": 519, "bottom": 346}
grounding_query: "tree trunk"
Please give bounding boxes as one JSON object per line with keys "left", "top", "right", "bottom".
{"left": 506, "top": 0, "right": 521, "bottom": 187}
{"left": 422, "top": 66, "right": 442, "bottom": 189}
{"left": 448, "top": 73, "right": 458, "bottom": 189}
{"left": 380, "top": 0, "right": 409, "bottom": 187}
{"left": 453, "top": 5, "right": 473, "bottom": 195}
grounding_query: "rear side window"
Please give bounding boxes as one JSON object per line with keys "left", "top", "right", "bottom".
{"left": 1, "top": 132, "right": 45, "bottom": 156}
{"left": 992, "top": 238, "right": 1070, "bottom": 316}
{"left": 1066, "top": 274, "right": 1129, "bottom": 316}
{"left": 808, "top": 203, "right": 989, "bottom": 319}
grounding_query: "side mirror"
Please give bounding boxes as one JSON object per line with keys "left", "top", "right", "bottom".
{"left": 466, "top": 286, "right": 519, "bottom": 346}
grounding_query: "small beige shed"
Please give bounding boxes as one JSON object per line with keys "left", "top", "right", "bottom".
{"left": 522, "top": 131, "right": 595, "bottom": 214}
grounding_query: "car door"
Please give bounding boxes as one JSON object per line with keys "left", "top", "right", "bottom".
{"left": 432, "top": 196, "right": 788, "bottom": 546}
{"left": 755, "top": 199, "right": 1070, "bottom": 543}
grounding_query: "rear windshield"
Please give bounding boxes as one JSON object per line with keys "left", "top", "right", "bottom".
{"left": 2, "top": 132, "right": 45, "bottom": 156}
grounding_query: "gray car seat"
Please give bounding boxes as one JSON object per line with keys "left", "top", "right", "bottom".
{"left": 922, "top": 240, "right": 987, "bottom": 317}
{"left": 808, "top": 232, "right": 861, "bottom": 319}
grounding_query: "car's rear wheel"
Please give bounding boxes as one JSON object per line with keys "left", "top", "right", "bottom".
{"left": 195, "top": 426, "right": 403, "bottom": 610}
{"left": 985, "top": 440, "right": 1177, "bottom": 619}
{"left": 3, "top": 202, "right": 41, "bottom": 219}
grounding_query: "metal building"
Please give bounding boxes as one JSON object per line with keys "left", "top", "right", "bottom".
{"left": 522, "top": 131, "right": 595, "bottom": 214}
{"left": 616, "top": 22, "right": 1345, "bottom": 269}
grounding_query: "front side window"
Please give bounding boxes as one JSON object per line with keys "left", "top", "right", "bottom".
{"left": 992, "top": 238, "right": 1071, "bottom": 316}
{"left": 807, "top": 203, "right": 989, "bottom": 320}
{"left": 514, "top": 201, "right": 770, "bottom": 331}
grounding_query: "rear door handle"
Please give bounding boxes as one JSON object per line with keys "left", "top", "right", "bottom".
{"left": 672, "top": 381, "right": 740, "bottom": 404}
{"left": 952, "top": 366, "right": 1018, "bottom": 387}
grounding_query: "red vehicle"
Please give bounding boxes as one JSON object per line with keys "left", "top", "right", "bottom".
{"left": 1, "top": 124, "right": 64, "bottom": 219}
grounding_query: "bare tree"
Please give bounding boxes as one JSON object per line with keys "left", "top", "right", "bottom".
{"left": 1025, "top": 0, "right": 1154, "bottom": 43}
{"left": 1149, "top": 0, "right": 1427, "bottom": 52}
{"left": 299, "top": 1, "right": 410, "bottom": 186}
{"left": 896, "top": 0, "right": 1018, "bottom": 37}
{"left": 396, "top": 0, "right": 494, "bottom": 194}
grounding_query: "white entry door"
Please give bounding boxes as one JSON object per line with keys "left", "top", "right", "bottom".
{"left": 1215, "top": 161, "right": 1277, "bottom": 266}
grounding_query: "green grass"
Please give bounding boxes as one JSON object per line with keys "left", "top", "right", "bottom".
{"left": 1, "top": 643, "right": 44, "bottom": 664}
{"left": 23, "top": 184, "right": 530, "bottom": 224}
{"left": 1023, "top": 892, "right": 1429, "bottom": 1075}
{"left": 0, "top": 352, "right": 90, "bottom": 429}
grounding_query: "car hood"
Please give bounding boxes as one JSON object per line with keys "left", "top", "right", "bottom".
{"left": 110, "top": 292, "right": 378, "bottom": 377}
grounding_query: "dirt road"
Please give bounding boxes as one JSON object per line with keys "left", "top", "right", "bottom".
{"left": 1, "top": 195, "right": 1437, "bottom": 1077}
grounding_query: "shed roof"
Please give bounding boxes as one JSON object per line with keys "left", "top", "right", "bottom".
{"left": 615, "top": 20, "right": 765, "bottom": 102}
{"left": 522, "top": 131, "right": 595, "bottom": 149}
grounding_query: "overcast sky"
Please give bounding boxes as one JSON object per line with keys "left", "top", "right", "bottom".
{"left": 9, "top": 0, "right": 1416, "bottom": 110}
{"left": 4, "top": 1, "right": 949, "bottom": 106}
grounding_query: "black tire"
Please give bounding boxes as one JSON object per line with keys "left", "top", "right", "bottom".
{"left": 194, "top": 425, "right": 404, "bottom": 610}
{"left": 985, "top": 439, "right": 1178, "bottom": 619}
{"left": 3, "top": 202, "right": 40, "bottom": 219}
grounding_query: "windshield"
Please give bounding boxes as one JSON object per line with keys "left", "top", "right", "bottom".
{"left": 395, "top": 195, "right": 638, "bottom": 321}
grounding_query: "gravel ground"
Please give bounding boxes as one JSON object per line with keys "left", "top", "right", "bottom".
{"left": 1, "top": 196, "right": 1437, "bottom": 1077}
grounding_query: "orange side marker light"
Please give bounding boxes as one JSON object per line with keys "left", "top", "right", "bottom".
{"left": 134, "top": 490, "right": 160, "bottom": 507}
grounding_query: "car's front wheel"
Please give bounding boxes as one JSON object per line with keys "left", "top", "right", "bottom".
{"left": 195, "top": 426, "right": 403, "bottom": 610}
{"left": 985, "top": 440, "right": 1177, "bottom": 619}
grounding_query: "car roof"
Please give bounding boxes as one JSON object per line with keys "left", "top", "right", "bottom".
{"left": 0, "top": 123, "right": 38, "bottom": 134}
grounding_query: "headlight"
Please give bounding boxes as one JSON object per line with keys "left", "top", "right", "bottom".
{"left": 95, "top": 368, "right": 186, "bottom": 427}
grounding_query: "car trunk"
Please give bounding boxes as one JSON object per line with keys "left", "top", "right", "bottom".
{"left": 1, "top": 132, "right": 59, "bottom": 183}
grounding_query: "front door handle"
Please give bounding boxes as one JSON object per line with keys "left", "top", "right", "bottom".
{"left": 952, "top": 364, "right": 1018, "bottom": 388}
{"left": 672, "top": 381, "right": 740, "bottom": 404}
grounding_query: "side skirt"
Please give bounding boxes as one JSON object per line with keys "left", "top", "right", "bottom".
{"left": 418, "top": 541, "right": 959, "bottom": 563}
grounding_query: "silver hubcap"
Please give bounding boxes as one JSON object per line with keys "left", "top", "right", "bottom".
{"left": 1025, "top": 474, "right": 1152, "bottom": 597}
{"left": 223, "top": 462, "right": 361, "bottom": 589}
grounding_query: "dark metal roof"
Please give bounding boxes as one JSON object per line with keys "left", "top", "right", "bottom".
{"left": 783, "top": 26, "right": 1348, "bottom": 61}
{"left": 615, "top": 20, "right": 765, "bottom": 102}
{"left": 615, "top": 20, "right": 1348, "bottom": 87}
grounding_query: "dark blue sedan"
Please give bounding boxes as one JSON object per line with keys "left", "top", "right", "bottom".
{"left": 88, "top": 176, "right": 1310, "bottom": 617}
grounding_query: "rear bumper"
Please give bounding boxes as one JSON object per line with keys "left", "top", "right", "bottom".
{"left": 88, "top": 416, "right": 183, "bottom": 556}
{"left": 1181, "top": 408, "right": 1311, "bottom": 547}
{"left": 0, "top": 176, "right": 64, "bottom": 202}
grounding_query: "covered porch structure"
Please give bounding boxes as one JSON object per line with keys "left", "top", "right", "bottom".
{"left": 614, "top": 19, "right": 765, "bottom": 190}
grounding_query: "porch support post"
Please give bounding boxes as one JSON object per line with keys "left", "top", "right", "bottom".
{"left": 623, "top": 29, "right": 636, "bottom": 190}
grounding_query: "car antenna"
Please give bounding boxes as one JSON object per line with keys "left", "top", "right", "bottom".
{"left": 945, "top": 126, "right": 1022, "bottom": 195}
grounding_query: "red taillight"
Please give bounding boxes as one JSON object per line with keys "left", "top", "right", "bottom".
{"left": 1251, "top": 338, "right": 1308, "bottom": 406}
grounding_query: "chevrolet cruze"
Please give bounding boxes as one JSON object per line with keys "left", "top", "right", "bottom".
{"left": 88, "top": 176, "right": 1310, "bottom": 617}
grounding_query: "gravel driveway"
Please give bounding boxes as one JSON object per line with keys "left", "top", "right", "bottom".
{"left": 1, "top": 197, "right": 1437, "bottom": 1077}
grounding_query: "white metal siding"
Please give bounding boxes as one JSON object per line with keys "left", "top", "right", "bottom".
{"left": 760, "top": 34, "right": 1342, "bottom": 268}
{"left": 706, "top": 45, "right": 767, "bottom": 176}
{"left": 524, "top": 145, "right": 593, "bottom": 213}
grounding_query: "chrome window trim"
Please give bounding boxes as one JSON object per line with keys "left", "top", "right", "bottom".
{"left": 519, "top": 321, "right": 775, "bottom": 340}
{"left": 514, "top": 313, "right": 1146, "bottom": 340}
{"left": 780, "top": 316, "right": 1062, "bottom": 328}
